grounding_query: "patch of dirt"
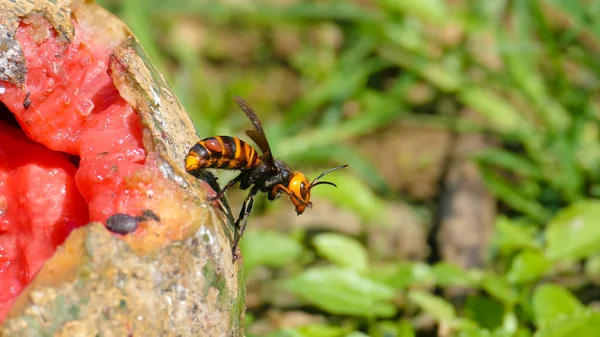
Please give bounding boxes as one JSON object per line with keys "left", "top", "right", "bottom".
{"left": 367, "top": 202, "right": 429, "bottom": 261}
{"left": 436, "top": 130, "right": 496, "bottom": 270}
{"left": 357, "top": 123, "right": 453, "bottom": 200}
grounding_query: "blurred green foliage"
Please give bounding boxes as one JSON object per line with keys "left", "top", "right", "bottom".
{"left": 99, "top": 0, "right": 600, "bottom": 336}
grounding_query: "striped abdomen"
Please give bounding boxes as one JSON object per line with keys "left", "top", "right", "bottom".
{"left": 185, "top": 136, "right": 260, "bottom": 172}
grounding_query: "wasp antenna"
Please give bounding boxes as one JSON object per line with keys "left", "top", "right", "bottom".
{"left": 310, "top": 164, "right": 348, "bottom": 186}
{"left": 310, "top": 181, "right": 337, "bottom": 190}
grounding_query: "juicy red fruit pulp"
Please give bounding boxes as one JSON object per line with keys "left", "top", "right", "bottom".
{"left": 0, "top": 19, "right": 150, "bottom": 320}
{"left": 0, "top": 118, "right": 89, "bottom": 318}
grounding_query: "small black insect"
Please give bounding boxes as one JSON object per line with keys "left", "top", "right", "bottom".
{"left": 106, "top": 213, "right": 138, "bottom": 234}
{"left": 140, "top": 209, "right": 160, "bottom": 222}
{"left": 105, "top": 210, "right": 161, "bottom": 235}
{"left": 23, "top": 91, "right": 31, "bottom": 110}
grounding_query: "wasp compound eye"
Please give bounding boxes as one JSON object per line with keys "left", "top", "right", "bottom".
{"left": 300, "top": 182, "right": 308, "bottom": 200}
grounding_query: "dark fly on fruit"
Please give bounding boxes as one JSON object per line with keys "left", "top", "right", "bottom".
{"left": 185, "top": 96, "right": 347, "bottom": 259}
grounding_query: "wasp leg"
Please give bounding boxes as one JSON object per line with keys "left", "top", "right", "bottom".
{"left": 271, "top": 184, "right": 308, "bottom": 206}
{"left": 209, "top": 172, "right": 245, "bottom": 202}
{"left": 231, "top": 185, "right": 260, "bottom": 260}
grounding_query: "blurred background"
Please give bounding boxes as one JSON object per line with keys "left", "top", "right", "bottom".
{"left": 98, "top": 0, "right": 600, "bottom": 336}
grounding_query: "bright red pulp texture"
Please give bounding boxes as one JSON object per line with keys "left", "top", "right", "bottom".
{"left": 0, "top": 19, "right": 149, "bottom": 320}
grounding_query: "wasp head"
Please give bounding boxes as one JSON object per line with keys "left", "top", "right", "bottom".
{"left": 286, "top": 164, "right": 348, "bottom": 215}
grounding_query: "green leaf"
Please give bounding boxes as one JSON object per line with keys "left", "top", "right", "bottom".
{"left": 369, "top": 320, "right": 415, "bottom": 337}
{"left": 532, "top": 284, "right": 585, "bottom": 328}
{"left": 432, "top": 262, "right": 476, "bottom": 287}
{"left": 480, "top": 167, "right": 552, "bottom": 223}
{"left": 371, "top": 262, "right": 434, "bottom": 290}
{"left": 378, "top": 0, "right": 448, "bottom": 22}
{"left": 499, "top": 311, "right": 522, "bottom": 336}
{"left": 282, "top": 266, "right": 397, "bottom": 317}
{"left": 515, "top": 328, "right": 534, "bottom": 337}
{"left": 265, "top": 324, "right": 351, "bottom": 337}
{"left": 545, "top": 200, "right": 600, "bottom": 260}
{"left": 408, "top": 290, "right": 456, "bottom": 322}
{"left": 241, "top": 230, "right": 304, "bottom": 271}
{"left": 313, "top": 233, "right": 368, "bottom": 271}
{"left": 459, "top": 87, "right": 528, "bottom": 134}
{"left": 535, "top": 312, "right": 600, "bottom": 337}
{"left": 397, "top": 320, "right": 416, "bottom": 337}
{"left": 465, "top": 296, "right": 504, "bottom": 330}
{"left": 456, "top": 328, "right": 492, "bottom": 337}
{"left": 298, "top": 324, "right": 348, "bottom": 337}
{"left": 507, "top": 250, "right": 551, "bottom": 284}
{"left": 474, "top": 149, "right": 543, "bottom": 179}
{"left": 480, "top": 274, "right": 519, "bottom": 306}
{"left": 493, "top": 216, "right": 541, "bottom": 255}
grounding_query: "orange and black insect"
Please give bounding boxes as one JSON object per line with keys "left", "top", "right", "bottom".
{"left": 185, "top": 96, "right": 347, "bottom": 257}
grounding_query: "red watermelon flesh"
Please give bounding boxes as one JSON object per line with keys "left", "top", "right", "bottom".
{"left": 0, "top": 121, "right": 89, "bottom": 319}
{"left": 0, "top": 18, "right": 179, "bottom": 321}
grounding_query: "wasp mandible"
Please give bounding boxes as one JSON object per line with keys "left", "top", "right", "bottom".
{"left": 185, "top": 96, "right": 347, "bottom": 257}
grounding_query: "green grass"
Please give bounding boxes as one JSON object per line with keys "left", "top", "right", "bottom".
{"left": 99, "top": 0, "right": 600, "bottom": 336}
